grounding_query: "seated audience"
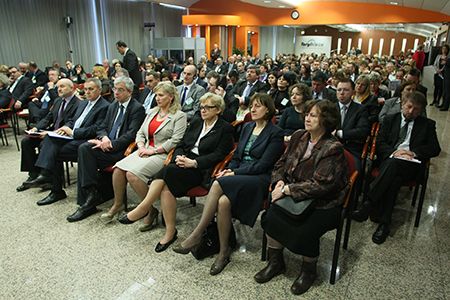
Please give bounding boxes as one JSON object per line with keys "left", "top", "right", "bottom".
{"left": 65, "top": 76, "right": 145, "bottom": 222}
{"left": 92, "top": 65, "right": 112, "bottom": 97}
{"left": 173, "top": 93, "right": 284, "bottom": 275}
{"left": 28, "top": 61, "right": 48, "bottom": 88}
{"left": 379, "top": 80, "right": 421, "bottom": 123}
{"left": 100, "top": 82, "right": 187, "bottom": 223}
{"left": 118, "top": 93, "right": 234, "bottom": 253}
{"left": 352, "top": 92, "right": 441, "bottom": 244}
{"left": 254, "top": 99, "right": 348, "bottom": 295}
{"left": 177, "top": 65, "right": 206, "bottom": 121}
{"left": 28, "top": 68, "right": 60, "bottom": 125}
{"left": 34, "top": 78, "right": 109, "bottom": 205}
{"left": 139, "top": 70, "right": 161, "bottom": 112}
{"left": 311, "top": 71, "right": 337, "bottom": 102}
{"left": 0, "top": 73, "right": 12, "bottom": 109}
{"left": 278, "top": 83, "right": 310, "bottom": 138}
{"left": 71, "top": 64, "right": 87, "bottom": 84}
{"left": 8, "top": 66, "right": 34, "bottom": 110}
{"left": 272, "top": 71, "right": 297, "bottom": 115}
{"left": 16, "top": 79, "right": 80, "bottom": 192}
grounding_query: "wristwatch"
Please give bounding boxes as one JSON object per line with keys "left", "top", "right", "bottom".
{"left": 281, "top": 185, "right": 286, "bottom": 195}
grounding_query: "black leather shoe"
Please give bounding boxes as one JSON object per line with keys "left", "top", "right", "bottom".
{"left": 23, "top": 174, "right": 51, "bottom": 188}
{"left": 372, "top": 223, "right": 390, "bottom": 244}
{"left": 37, "top": 191, "right": 67, "bottom": 206}
{"left": 351, "top": 201, "right": 371, "bottom": 222}
{"left": 254, "top": 248, "right": 286, "bottom": 283}
{"left": 67, "top": 206, "right": 99, "bottom": 222}
{"left": 16, "top": 184, "right": 30, "bottom": 192}
{"left": 155, "top": 230, "right": 178, "bottom": 253}
{"left": 291, "top": 260, "right": 317, "bottom": 295}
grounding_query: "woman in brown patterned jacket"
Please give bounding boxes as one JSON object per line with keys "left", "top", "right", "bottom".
{"left": 254, "top": 99, "right": 348, "bottom": 296}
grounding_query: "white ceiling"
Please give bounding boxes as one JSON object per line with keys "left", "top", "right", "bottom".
{"left": 152, "top": 0, "right": 449, "bottom": 37}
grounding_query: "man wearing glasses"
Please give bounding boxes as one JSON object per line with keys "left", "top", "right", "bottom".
{"left": 66, "top": 76, "right": 145, "bottom": 222}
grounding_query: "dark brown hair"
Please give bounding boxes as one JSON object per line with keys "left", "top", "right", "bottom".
{"left": 250, "top": 93, "right": 276, "bottom": 121}
{"left": 304, "top": 99, "right": 340, "bottom": 133}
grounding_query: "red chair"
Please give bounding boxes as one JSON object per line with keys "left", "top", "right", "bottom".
{"left": 0, "top": 98, "right": 20, "bottom": 151}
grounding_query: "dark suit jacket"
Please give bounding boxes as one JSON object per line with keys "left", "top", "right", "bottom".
{"left": 172, "top": 117, "right": 234, "bottom": 183}
{"left": 234, "top": 80, "right": 269, "bottom": 106}
{"left": 138, "top": 87, "right": 157, "bottom": 109}
{"left": 0, "top": 87, "right": 12, "bottom": 109}
{"left": 195, "top": 77, "right": 208, "bottom": 90}
{"left": 31, "top": 69, "right": 48, "bottom": 88}
{"left": 377, "top": 113, "right": 441, "bottom": 162}
{"left": 229, "top": 122, "right": 284, "bottom": 180}
{"left": 36, "top": 84, "right": 59, "bottom": 109}
{"left": 338, "top": 101, "right": 370, "bottom": 158}
{"left": 322, "top": 87, "right": 338, "bottom": 103}
{"left": 36, "top": 95, "right": 80, "bottom": 130}
{"left": 67, "top": 97, "right": 109, "bottom": 140}
{"left": 11, "top": 76, "right": 34, "bottom": 105}
{"left": 122, "top": 49, "right": 142, "bottom": 87}
{"left": 96, "top": 98, "right": 145, "bottom": 153}
{"left": 393, "top": 84, "right": 427, "bottom": 98}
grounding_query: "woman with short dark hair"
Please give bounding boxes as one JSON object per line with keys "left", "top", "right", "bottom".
{"left": 173, "top": 93, "right": 284, "bottom": 276}
{"left": 254, "top": 99, "right": 348, "bottom": 296}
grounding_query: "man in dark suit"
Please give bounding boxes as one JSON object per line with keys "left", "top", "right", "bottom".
{"left": 177, "top": 65, "right": 206, "bottom": 121}
{"left": 352, "top": 92, "right": 441, "bottom": 244}
{"left": 16, "top": 78, "right": 80, "bottom": 191}
{"left": 393, "top": 68, "right": 427, "bottom": 98}
{"left": 138, "top": 70, "right": 160, "bottom": 112}
{"left": 34, "top": 78, "right": 109, "bottom": 205}
{"left": 28, "top": 68, "right": 60, "bottom": 126}
{"left": 8, "top": 66, "right": 34, "bottom": 110}
{"left": 226, "top": 56, "right": 237, "bottom": 74}
{"left": 28, "top": 61, "right": 48, "bottom": 88}
{"left": 232, "top": 64, "right": 269, "bottom": 114}
{"left": 116, "top": 40, "right": 142, "bottom": 94}
{"left": 66, "top": 76, "right": 145, "bottom": 222}
{"left": 210, "top": 43, "right": 221, "bottom": 62}
{"left": 334, "top": 79, "right": 370, "bottom": 165}
{"left": 311, "top": 71, "right": 338, "bottom": 102}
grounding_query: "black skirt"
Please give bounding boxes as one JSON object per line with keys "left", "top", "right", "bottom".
{"left": 261, "top": 205, "right": 340, "bottom": 257}
{"left": 217, "top": 174, "right": 270, "bottom": 227}
{"left": 154, "top": 163, "right": 204, "bottom": 198}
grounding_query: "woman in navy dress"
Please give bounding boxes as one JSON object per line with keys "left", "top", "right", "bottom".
{"left": 173, "top": 93, "right": 284, "bottom": 276}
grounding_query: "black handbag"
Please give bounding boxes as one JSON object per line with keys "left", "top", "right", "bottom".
{"left": 273, "top": 196, "right": 314, "bottom": 220}
{"left": 191, "top": 220, "right": 237, "bottom": 260}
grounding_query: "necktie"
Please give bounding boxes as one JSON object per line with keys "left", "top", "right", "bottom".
{"left": 180, "top": 86, "right": 188, "bottom": 106}
{"left": 73, "top": 102, "right": 93, "bottom": 129}
{"left": 143, "top": 91, "right": 153, "bottom": 110}
{"left": 313, "top": 93, "right": 319, "bottom": 100}
{"left": 394, "top": 120, "right": 410, "bottom": 149}
{"left": 109, "top": 105, "right": 124, "bottom": 140}
{"left": 243, "top": 82, "right": 252, "bottom": 98}
{"left": 41, "top": 90, "right": 50, "bottom": 109}
{"left": 55, "top": 100, "right": 67, "bottom": 129}
{"left": 340, "top": 105, "right": 347, "bottom": 127}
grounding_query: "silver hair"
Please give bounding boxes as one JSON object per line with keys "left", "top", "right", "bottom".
{"left": 86, "top": 77, "right": 102, "bottom": 89}
{"left": 114, "top": 76, "right": 134, "bottom": 92}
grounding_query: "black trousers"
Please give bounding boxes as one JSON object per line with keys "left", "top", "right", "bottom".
{"left": 28, "top": 101, "right": 49, "bottom": 125}
{"left": 76, "top": 142, "right": 124, "bottom": 206}
{"left": 369, "top": 158, "right": 421, "bottom": 224}
{"left": 35, "top": 136, "right": 84, "bottom": 193}
{"left": 20, "top": 136, "right": 42, "bottom": 175}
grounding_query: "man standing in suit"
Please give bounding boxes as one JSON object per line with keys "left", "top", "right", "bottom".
{"left": 16, "top": 78, "right": 80, "bottom": 191}
{"left": 210, "top": 43, "right": 221, "bottom": 62}
{"left": 138, "top": 70, "right": 160, "bottom": 112}
{"left": 311, "top": 71, "right": 338, "bottom": 102}
{"left": 334, "top": 79, "right": 370, "bottom": 165}
{"left": 177, "top": 65, "right": 206, "bottom": 121}
{"left": 66, "top": 76, "right": 145, "bottom": 222}
{"left": 28, "top": 68, "right": 60, "bottom": 125}
{"left": 116, "top": 40, "right": 142, "bottom": 95}
{"left": 34, "top": 78, "right": 109, "bottom": 205}
{"left": 352, "top": 92, "right": 441, "bottom": 244}
{"left": 8, "top": 66, "right": 34, "bottom": 110}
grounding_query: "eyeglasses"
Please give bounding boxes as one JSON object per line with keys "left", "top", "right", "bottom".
{"left": 200, "top": 105, "right": 217, "bottom": 111}
{"left": 112, "top": 87, "right": 127, "bottom": 93}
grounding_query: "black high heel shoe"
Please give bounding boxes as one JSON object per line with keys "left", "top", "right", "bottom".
{"left": 155, "top": 230, "right": 178, "bottom": 253}
{"left": 118, "top": 211, "right": 146, "bottom": 224}
{"left": 173, "top": 238, "right": 202, "bottom": 255}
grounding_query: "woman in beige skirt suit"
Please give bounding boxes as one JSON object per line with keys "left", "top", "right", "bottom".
{"left": 100, "top": 81, "right": 187, "bottom": 223}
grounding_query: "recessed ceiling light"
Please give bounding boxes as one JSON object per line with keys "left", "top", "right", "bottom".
{"left": 278, "top": 5, "right": 286, "bottom": 8}
{"left": 389, "top": 1, "right": 398, "bottom": 5}
{"left": 264, "top": 0, "right": 271, "bottom": 3}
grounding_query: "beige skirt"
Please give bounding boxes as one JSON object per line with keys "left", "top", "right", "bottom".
{"left": 114, "top": 151, "right": 167, "bottom": 183}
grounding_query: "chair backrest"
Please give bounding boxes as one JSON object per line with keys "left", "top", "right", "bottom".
{"left": 343, "top": 149, "right": 357, "bottom": 177}
{"left": 342, "top": 171, "right": 358, "bottom": 209}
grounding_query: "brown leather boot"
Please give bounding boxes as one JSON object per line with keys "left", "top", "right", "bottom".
{"left": 290, "top": 259, "right": 317, "bottom": 295}
{"left": 254, "top": 248, "right": 286, "bottom": 283}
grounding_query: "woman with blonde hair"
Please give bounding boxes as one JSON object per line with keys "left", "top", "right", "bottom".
{"left": 92, "top": 65, "right": 112, "bottom": 96}
{"left": 101, "top": 81, "right": 187, "bottom": 223}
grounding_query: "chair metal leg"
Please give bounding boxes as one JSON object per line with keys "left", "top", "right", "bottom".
{"left": 261, "top": 231, "right": 267, "bottom": 261}
{"left": 64, "top": 161, "right": 70, "bottom": 186}
{"left": 330, "top": 211, "right": 345, "bottom": 285}
{"left": 343, "top": 216, "right": 352, "bottom": 250}
{"left": 414, "top": 182, "right": 427, "bottom": 227}
{"left": 411, "top": 184, "right": 419, "bottom": 207}
{"left": 190, "top": 196, "right": 196, "bottom": 207}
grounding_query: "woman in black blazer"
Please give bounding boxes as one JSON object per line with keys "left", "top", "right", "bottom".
{"left": 174, "top": 93, "right": 284, "bottom": 275}
{"left": 119, "top": 93, "right": 234, "bottom": 252}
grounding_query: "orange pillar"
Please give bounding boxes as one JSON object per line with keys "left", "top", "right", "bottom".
{"left": 205, "top": 25, "right": 211, "bottom": 59}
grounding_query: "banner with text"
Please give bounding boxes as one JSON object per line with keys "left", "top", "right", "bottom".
{"left": 295, "top": 36, "right": 332, "bottom": 56}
